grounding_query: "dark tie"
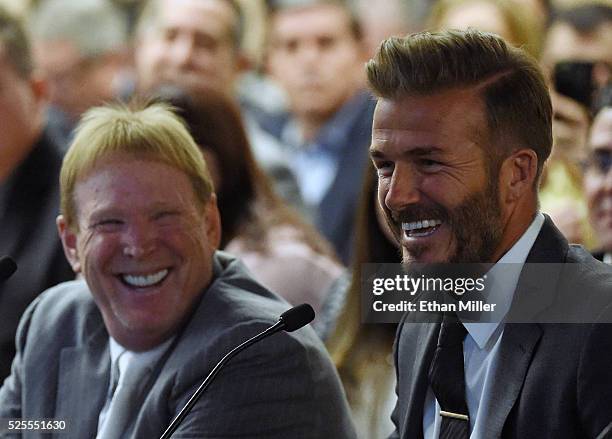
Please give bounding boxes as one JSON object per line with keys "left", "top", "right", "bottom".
{"left": 428, "top": 313, "right": 470, "bottom": 439}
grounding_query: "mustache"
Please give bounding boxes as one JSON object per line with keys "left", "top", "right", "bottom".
{"left": 389, "top": 204, "right": 449, "bottom": 224}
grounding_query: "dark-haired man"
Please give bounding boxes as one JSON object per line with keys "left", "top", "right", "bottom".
{"left": 585, "top": 103, "right": 612, "bottom": 264}
{"left": 264, "top": 0, "right": 374, "bottom": 263}
{"left": 367, "top": 29, "right": 612, "bottom": 438}
{"left": 134, "top": 0, "right": 303, "bottom": 209}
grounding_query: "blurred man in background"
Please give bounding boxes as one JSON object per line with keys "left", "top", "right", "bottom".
{"left": 264, "top": 0, "right": 374, "bottom": 263}
{"left": 134, "top": 0, "right": 303, "bottom": 209}
{"left": 584, "top": 94, "right": 612, "bottom": 264}
{"left": 0, "top": 5, "right": 73, "bottom": 383}
{"left": 537, "top": 3, "right": 612, "bottom": 246}
{"left": 28, "top": 0, "right": 129, "bottom": 149}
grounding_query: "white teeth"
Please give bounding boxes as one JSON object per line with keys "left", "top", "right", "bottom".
{"left": 401, "top": 219, "right": 442, "bottom": 231}
{"left": 122, "top": 269, "right": 168, "bottom": 287}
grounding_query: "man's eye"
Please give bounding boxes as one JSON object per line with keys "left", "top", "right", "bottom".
{"left": 419, "top": 159, "right": 443, "bottom": 172}
{"left": 317, "top": 36, "right": 336, "bottom": 50}
{"left": 163, "top": 28, "right": 178, "bottom": 42}
{"left": 375, "top": 162, "right": 394, "bottom": 177}
{"left": 92, "top": 219, "right": 123, "bottom": 231}
{"left": 153, "top": 211, "right": 179, "bottom": 222}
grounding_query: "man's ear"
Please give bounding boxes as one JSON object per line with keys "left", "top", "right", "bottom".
{"left": 27, "top": 72, "right": 47, "bottom": 106}
{"left": 204, "top": 194, "right": 222, "bottom": 249}
{"left": 26, "top": 73, "right": 48, "bottom": 124}
{"left": 234, "top": 50, "right": 251, "bottom": 74}
{"left": 499, "top": 148, "right": 538, "bottom": 204}
{"left": 56, "top": 215, "right": 81, "bottom": 273}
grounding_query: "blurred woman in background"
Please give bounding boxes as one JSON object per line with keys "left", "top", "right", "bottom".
{"left": 323, "top": 167, "right": 400, "bottom": 439}
{"left": 154, "top": 86, "right": 344, "bottom": 313}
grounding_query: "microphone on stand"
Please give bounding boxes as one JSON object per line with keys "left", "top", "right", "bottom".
{"left": 159, "top": 303, "right": 315, "bottom": 439}
{"left": 0, "top": 256, "right": 17, "bottom": 283}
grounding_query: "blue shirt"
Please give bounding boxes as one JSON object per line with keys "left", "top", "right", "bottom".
{"left": 280, "top": 91, "right": 372, "bottom": 210}
{"left": 423, "top": 213, "right": 545, "bottom": 438}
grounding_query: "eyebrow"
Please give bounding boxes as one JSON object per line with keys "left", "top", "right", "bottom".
{"left": 369, "top": 146, "right": 444, "bottom": 158}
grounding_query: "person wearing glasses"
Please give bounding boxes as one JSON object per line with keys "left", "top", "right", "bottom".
{"left": 584, "top": 97, "right": 612, "bottom": 264}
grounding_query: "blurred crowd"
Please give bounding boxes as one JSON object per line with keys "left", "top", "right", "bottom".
{"left": 0, "top": 0, "right": 610, "bottom": 437}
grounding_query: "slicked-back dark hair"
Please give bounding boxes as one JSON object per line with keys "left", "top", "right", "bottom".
{"left": 367, "top": 29, "right": 553, "bottom": 183}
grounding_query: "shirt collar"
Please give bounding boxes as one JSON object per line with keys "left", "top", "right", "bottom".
{"left": 280, "top": 90, "right": 372, "bottom": 152}
{"left": 109, "top": 336, "right": 175, "bottom": 374}
{"left": 463, "top": 213, "right": 545, "bottom": 348}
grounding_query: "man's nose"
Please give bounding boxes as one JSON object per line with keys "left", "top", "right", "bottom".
{"left": 122, "top": 223, "right": 157, "bottom": 259}
{"left": 383, "top": 164, "right": 421, "bottom": 213}
{"left": 168, "top": 35, "right": 197, "bottom": 67}
{"left": 604, "top": 165, "right": 612, "bottom": 191}
{"left": 297, "top": 42, "right": 321, "bottom": 66}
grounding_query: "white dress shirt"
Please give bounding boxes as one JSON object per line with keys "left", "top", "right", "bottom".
{"left": 96, "top": 336, "right": 174, "bottom": 437}
{"left": 423, "top": 213, "right": 545, "bottom": 438}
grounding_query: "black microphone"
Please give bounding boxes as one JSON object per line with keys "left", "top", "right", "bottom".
{"left": 0, "top": 257, "right": 17, "bottom": 282}
{"left": 159, "top": 303, "right": 315, "bottom": 439}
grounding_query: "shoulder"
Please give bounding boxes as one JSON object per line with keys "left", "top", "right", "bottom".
{"left": 171, "top": 251, "right": 328, "bottom": 365}
{"left": 11, "top": 279, "right": 104, "bottom": 370}
{"left": 162, "top": 254, "right": 342, "bottom": 402}
{"left": 565, "top": 245, "right": 612, "bottom": 303}
{"left": 226, "top": 229, "right": 344, "bottom": 309}
{"left": 17, "top": 279, "right": 101, "bottom": 343}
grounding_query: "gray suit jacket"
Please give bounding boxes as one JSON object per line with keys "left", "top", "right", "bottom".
{"left": 0, "top": 252, "right": 356, "bottom": 438}
{"left": 390, "top": 217, "right": 612, "bottom": 439}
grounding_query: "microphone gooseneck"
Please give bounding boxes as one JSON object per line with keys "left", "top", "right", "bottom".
{"left": 159, "top": 304, "right": 315, "bottom": 439}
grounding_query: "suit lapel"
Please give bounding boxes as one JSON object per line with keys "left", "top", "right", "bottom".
{"left": 482, "top": 215, "right": 568, "bottom": 436}
{"left": 55, "top": 322, "right": 109, "bottom": 439}
{"left": 400, "top": 321, "right": 440, "bottom": 438}
{"left": 482, "top": 323, "right": 542, "bottom": 438}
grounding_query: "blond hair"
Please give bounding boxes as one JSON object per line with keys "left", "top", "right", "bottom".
{"left": 60, "top": 102, "right": 214, "bottom": 230}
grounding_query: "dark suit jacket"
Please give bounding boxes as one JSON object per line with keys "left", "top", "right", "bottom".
{"left": 0, "top": 131, "right": 74, "bottom": 382}
{"left": 0, "top": 252, "right": 356, "bottom": 439}
{"left": 390, "top": 217, "right": 612, "bottom": 439}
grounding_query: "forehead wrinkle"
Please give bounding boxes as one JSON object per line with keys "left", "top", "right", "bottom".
{"left": 371, "top": 128, "right": 449, "bottom": 153}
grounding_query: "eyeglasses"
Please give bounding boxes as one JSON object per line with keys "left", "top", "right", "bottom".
{"left": 583, "top": 150, "right": 612, "bottom": 175}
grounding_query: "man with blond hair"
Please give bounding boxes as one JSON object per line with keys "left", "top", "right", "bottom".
{"left": 0, "top": 102, "right": 356, "bottom": 438}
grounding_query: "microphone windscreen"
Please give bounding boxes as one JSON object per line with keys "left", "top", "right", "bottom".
{"left": 279, "top": 304, "right": 315, "bottom": 332}
{"left": 0, "top": 256, "right": 17, "bottom": 281}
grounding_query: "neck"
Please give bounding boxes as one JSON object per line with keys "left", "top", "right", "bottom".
{"left": 0, "top": 132, "right": 40, "bottom": 184}
{"left": 296, "top": 114, "right": 328, "bottom": 143}
{"left": 492, "top": 200, "right": 537, "bottom": 262}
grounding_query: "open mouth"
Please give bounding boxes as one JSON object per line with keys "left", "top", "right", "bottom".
{"left": 120, "top": 269, "right": 169, "bottom": 289}
{"left": 402, "top": 219, "right": 443, "bottom": 238}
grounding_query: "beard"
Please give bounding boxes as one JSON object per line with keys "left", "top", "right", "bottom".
{"left": 384, "top": 176, "right": 504, "bottom": 264}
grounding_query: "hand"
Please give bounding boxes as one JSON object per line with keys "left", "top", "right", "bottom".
{"left": 551, "top": 90, "right": 590, "bottom": 163}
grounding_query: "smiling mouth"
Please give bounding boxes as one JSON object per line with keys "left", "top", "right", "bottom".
{"left": 401, "top": 219, "right": 443, "bottom": 238}
{"left": 120, "top": 269, "right": 169, "bottom": 288}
